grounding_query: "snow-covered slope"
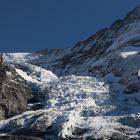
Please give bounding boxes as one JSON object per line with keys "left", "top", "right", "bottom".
{"left": 4, "top": 53, "right": 58, "bottom": 85}
{"left": 0, "top": 4, "right": 140, "bottom": 140}
{"left": 0, "top": 74, "right": 140, "bottom": 139}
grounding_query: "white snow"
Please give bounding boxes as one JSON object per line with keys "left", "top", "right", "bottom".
{"left": 6, "top": 71, "right": 12, "bottom": 76}
{"left": 15, "top": 62, "right": 58, "bottom": 84}
{"left": 16, "top": 68, "right": 38, "bottom": 83}
{"left": 0, "top": 62, "right": 140, "bottom": 139}
{"left": 121, "top": 51, "right": 138, "bottom": 58}
{"left": 138, "top": 70, "right": 140, "bottom": 76}
{"left": 4, "top": 53, "right": 30, "bottom": 63}
{"left": 120, "top": 46, "right": 140, "bottom": 58}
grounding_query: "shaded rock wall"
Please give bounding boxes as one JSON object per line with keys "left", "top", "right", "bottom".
{"left": 0, "top": 55, "right": 32, "bottom": 120}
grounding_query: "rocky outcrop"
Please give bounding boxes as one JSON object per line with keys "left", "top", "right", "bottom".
{"left": 124, "top": 4, "right": 140, "bottom": 23}
{"left": 0, "top": 55, "right": 32, "bottom": 120}
{"left": 0, "top": 135, "right": 43, "bottom": 140}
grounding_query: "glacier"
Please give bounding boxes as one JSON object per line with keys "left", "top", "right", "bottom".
{"left": 0, "top": 4, "right": 140, "bottom": 140}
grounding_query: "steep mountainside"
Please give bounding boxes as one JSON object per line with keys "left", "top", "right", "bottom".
{"left": 0, "top": 4, "right": 140, "bottom": 140}
{"left": 0, "top": 55, "right": 32, "bottom": 120}
{"left": 5, "top": 5, "right": 140, "bottom": 94}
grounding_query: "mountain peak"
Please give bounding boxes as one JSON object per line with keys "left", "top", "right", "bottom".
{"left": 124, "top": 4, "right": 140, "bottom": 23}
{"left": 134, "top": 4, "right": 140, "bottom": 11}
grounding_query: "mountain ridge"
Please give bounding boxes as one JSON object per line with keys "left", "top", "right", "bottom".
{"left": 0, "top": 4, "right": 140, "bottom": 140}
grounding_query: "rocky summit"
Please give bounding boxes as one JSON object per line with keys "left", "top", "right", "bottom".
{"left": 0, "top": 5, "right": 140, "bottom": 140}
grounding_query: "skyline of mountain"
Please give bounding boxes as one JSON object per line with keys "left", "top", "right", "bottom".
{"left": 0, "top": 0, "right": 140, "bottom": 52}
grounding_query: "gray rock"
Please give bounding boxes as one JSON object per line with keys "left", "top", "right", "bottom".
{"left": 0, "top": 56, "right": 32, "bottom": 120}
{"left": 0, "top": 135, "right": 44, "bottom": 140}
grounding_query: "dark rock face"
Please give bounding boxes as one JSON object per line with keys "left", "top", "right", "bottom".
{"left": 124, "top": 4, "right": 140, "bottom": 23}
{"left": 0, "top": 55, "right": 32, "bottom": 120}
{"left": 0, "top": 135, "right": 44, "bottom": 140}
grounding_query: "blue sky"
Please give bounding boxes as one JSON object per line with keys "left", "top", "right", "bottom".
{"left": 0, "top": 0, "right": 139, "bottom": 52}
